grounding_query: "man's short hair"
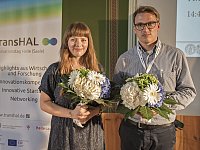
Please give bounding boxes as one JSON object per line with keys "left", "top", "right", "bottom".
{"left": 133, "top": 6, "right": 160, "bottom": 24}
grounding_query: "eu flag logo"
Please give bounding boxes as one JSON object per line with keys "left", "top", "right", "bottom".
{"left": 8, "top": 139, "right": 17, "bottom": 146}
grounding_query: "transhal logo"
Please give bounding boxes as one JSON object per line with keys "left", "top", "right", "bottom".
{"left": 0, "top": 37, "right": 39, "bottom": 46}
{"left": 42, "top": 38, "right": 57, "bottom": 46}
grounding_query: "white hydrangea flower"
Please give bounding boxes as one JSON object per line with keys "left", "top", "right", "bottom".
{"left": 82, "top": 81, "right": 101, "bottom": 100}
{"left": 68, "top": 70, "right": 80, "bottom": 88}
{"left": 73, "top": 76, "right": 101, "bottom": 100}
{"left": 87, "top": 71, "right": 105, "bottom": 84}
{"left": 120, "top": 81, "right": 147, "bottom": 110}
{"left": 73, "top": 77, "right": 86, "bottom": 98}
{"left": 143, "top": 84, "right": 162, "bottom": 106}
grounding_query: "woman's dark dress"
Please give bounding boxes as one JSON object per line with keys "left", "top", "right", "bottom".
{"left": 39, "top": 62, "right": 104, "bottom": 150}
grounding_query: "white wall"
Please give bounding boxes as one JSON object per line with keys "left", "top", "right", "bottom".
{"left": 137, "top": 0, "right": 177, "bottom": 46}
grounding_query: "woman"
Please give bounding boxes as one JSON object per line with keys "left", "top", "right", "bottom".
{"left": 39, "top": 22, "right": 104, "bottom": 150}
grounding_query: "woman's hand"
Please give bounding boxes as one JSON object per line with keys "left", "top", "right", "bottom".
{"left": 71, "top": 105, "right": 90, "bottom": 120}
{"left": 76, "top": 106, "right": 100, "bottom": 124}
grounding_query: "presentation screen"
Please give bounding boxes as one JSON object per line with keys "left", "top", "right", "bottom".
{"left": 176, "top": 0, "right": 200, "bottom": 57}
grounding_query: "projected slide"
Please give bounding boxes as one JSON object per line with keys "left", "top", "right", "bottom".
{"left": 176, "top": 0, "right": 200, "bottom": 57}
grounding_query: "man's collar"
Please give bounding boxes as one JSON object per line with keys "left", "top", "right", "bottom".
{"left": 137, "top": 39, "right": 160, "bottom": 54}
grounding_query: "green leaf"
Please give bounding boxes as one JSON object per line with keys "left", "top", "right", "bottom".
{"left": 58, "top": 82, "right": 68, "bottom": 89}
{"left": 65, "top": 89, "right": 75, "bottom": 93}
{"left": 124, "top": 111, "right": 133, "bottom": 119}
{"left": 164, "top": 98, "right": 179, "bottom": 105}
{"left": 115, "top": 105, "right": 141, "bottom": 119}
{"left": 130, "top": 106, "right": 140, "bottom": 117}
{"left": 139, "top": 106, "right": 153, "bottom": 120}
{"left": 91, "top": 99, "right": 111, "bottom": 107}
{"left": 116, "top": 104, "right": 131, "bottom": 115}
{"left": 152, "top": 107, "right": 170, "bottom": 120}
{"left": 79, "top": 68, "right": 89, "bottom": 77}
{"left": 159, "top": 103, "right": 174, "bottom": 114}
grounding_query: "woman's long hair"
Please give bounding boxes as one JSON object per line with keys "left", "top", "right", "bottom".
{"left": 59, "top": 22, "right": 100, "bottom": 74}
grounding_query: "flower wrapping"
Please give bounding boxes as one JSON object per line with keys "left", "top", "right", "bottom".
{"left": 117, "top": 73, "right": 179, "bottom": 120}
{"left": 59, "top": 68, "right": 111, "bottom": 127}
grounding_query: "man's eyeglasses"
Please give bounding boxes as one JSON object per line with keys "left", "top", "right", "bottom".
{"left": 134, "top": 21, "right": 159, "bottom": 31}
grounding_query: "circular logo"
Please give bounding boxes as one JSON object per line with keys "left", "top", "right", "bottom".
{"left": 49, "top": 38, "right": 57, "bottom": 45}
{"left": 185, "top": 44, "right": 196, "bottom": 55}
{"left": 42, "top": 38, "right": 57, "bottom": 46}
{"left": 42, "top": 38, "right": 49, "bottom": 45}
{"left": 196, "top": 44, "right": 200, "bottom": 55}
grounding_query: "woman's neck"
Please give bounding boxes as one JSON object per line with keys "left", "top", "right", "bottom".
{"left": 70, "top": 57, "right": 83, "bottom": 70}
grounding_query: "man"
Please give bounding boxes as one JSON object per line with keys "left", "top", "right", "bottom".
{"left": 113, "top": 6, "right": 196, "bottom": 150}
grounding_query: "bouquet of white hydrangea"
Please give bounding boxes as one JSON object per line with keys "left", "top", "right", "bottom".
{"left": 117, "top": 73, "right": 179, "bottom": 120}
{"left": 59, "top": 68, "right": 111, "bottom": 127}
